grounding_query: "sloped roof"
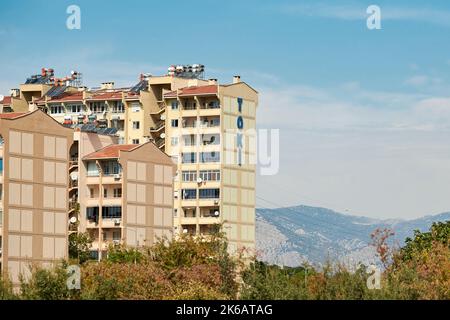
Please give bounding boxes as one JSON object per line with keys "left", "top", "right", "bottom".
{"left": 83, "top": 144, "right": 137, "bottom": 160}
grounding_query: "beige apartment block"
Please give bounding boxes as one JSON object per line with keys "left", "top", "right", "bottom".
{"left": 0, "top": 110, "right": 74, "bottom": 285}
{"left": 163, "top": 77, "right": 258, "bottom": 254}
{"left": 0, "top": 109, "right": 176, "bottom": 284}
{"left": 80, "top": 142, "right": 175, "bottom": 259}
{"left": 1, "top": 68, "right": 259, "bottom": 255}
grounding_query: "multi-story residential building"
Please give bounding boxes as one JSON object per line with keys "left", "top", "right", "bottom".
{"left": 163, "top": 76, "right": 258, "bottom": 254}
{"left": 79, "top": 141, "right": 175, "bottom": 259}
{"left": 0, "top": 110, "right": 74, "bottom": 285}
{"left": 1, "top": 66, "right": 259, "bottom": 254}
{"left": 0, "top": 109, "right": 175, "bottom": 285}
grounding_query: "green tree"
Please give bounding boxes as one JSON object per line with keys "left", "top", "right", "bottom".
{"left": 69, "top": 232, "right": 93, "bottom": 264}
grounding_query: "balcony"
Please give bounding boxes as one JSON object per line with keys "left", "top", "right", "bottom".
{"left": 155, "top": 138, "right": 165, "bottom": 149}
{"left": 102, "top": 218, "right": 122, "bottom": 228}
{"left": 102, "top": 173, "right": 123, "bottom": 184}
{"left": 150, "top": 120, "right": 165, "bottom": 132}
{"left": 150, "top": 101, "right": 165, "bottom": 115}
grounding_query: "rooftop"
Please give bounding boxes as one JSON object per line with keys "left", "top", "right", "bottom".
{"left": 164, "top": 84, "right": 218, "bottom": 98}
{"left": 0, "top": 96, "right": 12, "bottom": 105}
{"left": 83, "top": 144, "right": 137, "bottom": 160}
{"left": 0, "top": 112, "right": 26, "bottom": 119}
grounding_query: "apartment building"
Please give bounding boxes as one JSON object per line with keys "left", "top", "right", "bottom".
{"left": 79, "top": 142, "right": 175, "bottom": 259}
{"left": 163, "top": 76, "right": 258, "bottom": 254}
{"left": 0, "top": 110, "right": 74, "bottom": 285}
{"left": 0, "top": 109, "right": 175, "bottom": 284}
{"left": 1, "top": 66, "right": 259, "bottom": 254}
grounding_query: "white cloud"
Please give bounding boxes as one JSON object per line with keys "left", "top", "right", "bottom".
{"left": 257, "top": 81, "right": 450, "bottom": 219}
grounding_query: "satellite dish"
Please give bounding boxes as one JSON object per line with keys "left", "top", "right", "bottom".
{"left": 160, "top": 114, "right": 166, "bottom": 120}
{"left": 214, "top": 211, "right": 220, "bottom": 217}
{"left": 160, "top": 133, "right": 166, "bottom": 139}
{"left": 70, "top": 172, "right": 78, "bottom": 181}
{"left": 196, "top": 177, "right": 203, "bottom": 184}
{"left": 0, "top": 95, "right": 4, "bottom": 101}
{"left": 69, "top": 216, "right": 77, "bottom": 224}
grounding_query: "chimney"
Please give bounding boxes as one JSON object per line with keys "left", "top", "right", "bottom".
{"left": 10, "top": 88, "right": 20, "bottom": 97}
{"left": 101, "top": 82, "right": 115, "bottom": 90}
{"left": 208, "top": 78, "right": 218, "bottom": 85}
{"left": 233, "top": 75, "right": 241, "bottom": 84}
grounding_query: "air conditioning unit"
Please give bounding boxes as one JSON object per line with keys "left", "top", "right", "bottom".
{"left": 114, "top": 218, "right": 121, "bottom": 225}
{"left": 114, "top": 173, "right": 121, "bottom": 180}
{"left": 113, "top": 239, "right": 120, "bottom": 244}
{"left": 214, "top": 200, "right": 219, "bottom": 204}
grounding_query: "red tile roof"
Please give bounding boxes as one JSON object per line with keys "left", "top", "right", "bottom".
{"left": 88, "top": 92, "right": 123, "bottom": 101}
{"left": 48, "top": 92, "right": 84, "bottom": 103}
{"left": 0, "top": 112, "right": 27, "bottom": 119}
{"left": 163, "top": 85, "right": 218, "bottom": 98}
{"left": 83, "top": 144, "right": 137, "bottom": 160}
{"left": 0, "top": 96, "right": 12, "bottom": 105}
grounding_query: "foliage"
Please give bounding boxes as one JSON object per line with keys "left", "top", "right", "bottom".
{"left": 68, "top": 232, "right": 93, "bottom": 264}
{"left": 1, "top": 221, "right": 448, "bottom": 300}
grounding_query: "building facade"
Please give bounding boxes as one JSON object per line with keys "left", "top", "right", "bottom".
{"left": 1, "top": 66, "right": 259, "bottom": 255}
{"left": 163, "top": 77, "right": 258, "bottom": 254}
{"left": 0, "top": 110, "right": 175, "bottom": 284}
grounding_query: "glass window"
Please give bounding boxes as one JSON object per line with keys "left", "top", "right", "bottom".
{"left": 199, "top": 170, "right": 220, "bottom": 181}
{"left": 199, "top": 188, "right": 220, "bottom": 199}
{"left": 87, "top": 161, "right": 99, "bottom": 176}
{"left": 132, "top": 121, "right": 140, "bottom": 129}
{"left": 200, "top": 152, "right": 220, "bottom": 163}
{"left": 102, "top": 206, "right": 122, "bottom": 218}
{"left": 113, "top": 188, "right": 122, "bottom": 198}
{"left": 182, "top": 189, "right": 197, "bottom": 200}
{"left": 171, "top": 137, "right": 178, "bottom": 146}
{"left": 103, "top": 161, "right": 121, "bottom": 175}
{"left": 86, "top": 207, "right": 99, "bottom": 220}
{"left": 182, "top": 170, "right": 197, "bottom": 182}
{"left": 171, "top": 119, "right": 178, "bottom": 127}
{"left": 171, "top": 101, "right": 179, "bottom": 110}
{"left": 181, "top": 152, "right": 196, "bottom": 164}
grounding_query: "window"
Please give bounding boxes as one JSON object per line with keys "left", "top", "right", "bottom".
{"left": 86, "top": 207, "right": 99, "bottom": 221}
{"left": 202, "top": 134, "right": 220, "bottom": 145}
{"left": 50, "top": 105, "right": 64, "bottom": 114}
{"left": 182, "top": 152, "right": 196, "bottom": 164}
{"left": 90, "top": 102, "right": 106, "bottom": 114}
{"left": 183, "top": 134, "right": 196, "bottom": 146}
{"left": 89, "top": 188, "right": 95, "bottom": 198}
{"left": 132, "top": 121, "right": 140, "bottom": 129}
{"left": 184, "top": 100, "right": 196, "bottom": 110}
{"left": 113, "top": 231, "right": 121, "bottom": 241}
{"left": 182, "top": 189, "right": 197, "bottom": 200}
{"left": 199, "top": 188, "right": 220, "bottom": 199}
{"left": 171, "top": 101, "right": 179, "bottom": 110}
{"left": 0, "top": 158, "right": 3, "bottom": 174}
{"left": 102, "top": 161, "right": 121, "bottom": 175}
{"left": 87, "top": 162, "right": 99, "bottom": 176}
{"left": 68, "top": 104, "right": 83, "bottom": 113}
{"left": 132, "top": 139, "right": 140, "bottom": 144}
{"left": 103, "top": 188, "right": 108, "bottom": 198}
{"left": 199, "top": 170, "right": 220, "bottom": 181}
{"left": 182, "top": 170, "right": 197, "bottom": 182}
{"left": 171, "top": 137, "right": 178, "bottom": 146}
{"left": 206, "top": 101, "right": 220, "bottom": 109}
{"left": 113, "top": 188, "right": 122, "bottom": 198}
{"left": 200, "top": 152, "right": 220, "bottom": 163}
{"left": 171, "top": 119, "right": 178, "bottom": 127}
{"left": 102, "top": 206, "right": 122, "bottom": 218}
{"left": 112, "top": 101, "right": 124, "bottom": 113}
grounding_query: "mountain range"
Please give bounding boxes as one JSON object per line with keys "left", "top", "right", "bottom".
{"left": 255, "top": 205, "right": 450, "bottom": 267}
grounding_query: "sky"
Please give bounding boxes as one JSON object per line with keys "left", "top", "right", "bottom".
{"left": 1, "top": 0, "right": 450, "bottom": 219}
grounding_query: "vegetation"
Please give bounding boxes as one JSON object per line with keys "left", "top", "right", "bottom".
{"left": 0, "top": 221, "right": 448, "bottom": 300}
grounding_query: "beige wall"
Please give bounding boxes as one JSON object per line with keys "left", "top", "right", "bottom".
{"left": 0, "top": 111, "right": 73, "bottom": 285}
{"left": 120, "top": 142, "right": 175, "bottom": 247}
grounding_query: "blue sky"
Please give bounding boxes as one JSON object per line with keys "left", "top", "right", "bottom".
{"left": 1, "top": 0, "right": 450, "bottom": 219}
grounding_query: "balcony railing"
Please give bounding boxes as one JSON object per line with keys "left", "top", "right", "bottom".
{"left": 150, "top": 120, "right": 165, "bottom": 132}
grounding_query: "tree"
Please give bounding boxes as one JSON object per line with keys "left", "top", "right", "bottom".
{"left": 69, "top": 232, "right": 93, "bottom": 264}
